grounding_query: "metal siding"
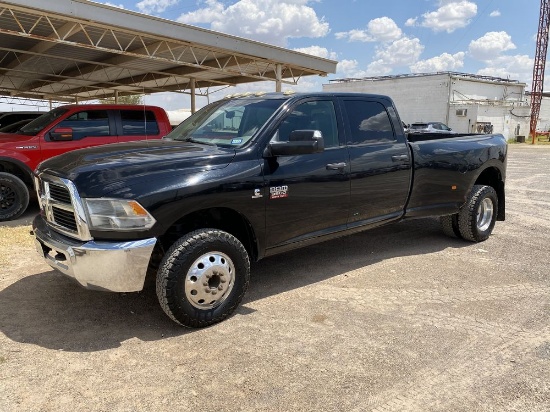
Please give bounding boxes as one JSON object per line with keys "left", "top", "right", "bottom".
{"left": 451, "top": 79, "right": 525, "bottom": 102}
{"left": 537, "top": 96, "right": 550, "bottom": 131}
{"left": 324, "top": 74, "right": 449, "bottom": 125}
{"left": 324, "top": 73, "right": 531, "bottom": 137}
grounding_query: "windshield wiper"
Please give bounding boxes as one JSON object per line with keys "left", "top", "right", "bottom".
{"left": 184, "top": 137, "right": 217, "bottom": 146}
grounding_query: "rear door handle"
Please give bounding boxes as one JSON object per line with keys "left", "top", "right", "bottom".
{"left": 391, "top": 155, "right": 409, "bottom": 162}
{"left": 326, "top": 162, "right": 347, "bottom": 171}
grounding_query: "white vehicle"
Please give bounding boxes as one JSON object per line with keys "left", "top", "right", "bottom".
{"left": 409, "top": 122, "right": 455, "bottom": 134}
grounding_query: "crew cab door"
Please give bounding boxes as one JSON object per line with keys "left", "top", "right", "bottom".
{"left": 40, "top": 109, "right": 117, "bottom": 161}
{"left": 263, "top": 98, "right": 350, "bottom": 250}
{"left": 340, "top": 97, "right": 412, "bottom": 226}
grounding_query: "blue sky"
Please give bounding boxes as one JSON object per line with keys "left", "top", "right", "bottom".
{"left": 2, "top": 0, "right": 541, "bottom": 111}
{"left": 109, "top": 0, "right": 539, "bottom": 110}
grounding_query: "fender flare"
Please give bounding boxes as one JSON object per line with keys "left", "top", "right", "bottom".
{"left": 0, "top": 156, "right": 35, "bottom": 186}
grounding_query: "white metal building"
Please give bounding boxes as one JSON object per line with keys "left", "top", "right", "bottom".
{"left": 531, "top": 93, "right": 550, "bottom": 133}
{"left": 323, "top": 72, "right": 531, "bottom": 139}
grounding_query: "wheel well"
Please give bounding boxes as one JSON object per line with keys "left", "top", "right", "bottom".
{"left": 0, "top": 160, "right": 33, "bottom": 187}
{"left": 474, "top": 167, "right": 505, "bottom": 220}
{"left": 156, "top": 207, "right": 258, "bottom": 262}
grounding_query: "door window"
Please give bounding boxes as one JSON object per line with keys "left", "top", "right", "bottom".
{"left": 121, "top": 110, "right": 159, "bottom": 135}
{"left": 343, "top": 101, "right": 395, "bottom": 145}
{"left": 275, "top": 100, "right": 339, "bottom": 148}
{"left": 55, "top": 110, "right": 110, "bottom": 140}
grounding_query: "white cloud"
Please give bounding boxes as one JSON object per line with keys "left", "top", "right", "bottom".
{"left": 476, "top": 55, "right": 534, "bottom": 83}
{"left": 410, "top": 52, "right": 465, "bottom": 73}
{"left": 489, "top": 10, "right": 501, "bottom": 17}
{"left": 293, "top": 46, "right": 338, "bottom": 60}
{"left": 335, "top": 17, "right": 402, "bottom": 43}
{"left": 405, "top": 18, "right": 417, "bottom": 27}
{"left": 359, "top": 36, "right": 424, "bottom": 77}
{"left": 175, "top": 0, "right": 224, "bottom": 24}
{"left": 408, "top": 1, "right": 477, "bottom": 33}
{"left": 177, "top": 0, "right": 329, "bottom": 47}
{"left": 371, "top": 37, "right": 424, "bottom": 67}
{"left": 466, "top": 31, "right": 532, "bottom": 85}
{"left": 136, "top": 0, "right": 178, "bottom": 14}
{"left": 469, "top": 31, "right": 516, "bottom": 61}
{"left": 103, "top": 2, "right": 125, "bottom": 8}
{"left": 331, "top": 59, "right": 375, "bottom": 79}
{"left": 365, "top": 60, "right": 393, "bottom": 76}
{"left": 336, "top": 59, "right": 358, "bottom": 75}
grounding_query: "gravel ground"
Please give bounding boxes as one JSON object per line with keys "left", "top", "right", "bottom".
{"left": 0, "top": 144, "right": 549, "bottom": 411}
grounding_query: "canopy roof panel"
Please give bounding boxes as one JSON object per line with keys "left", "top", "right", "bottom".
{"left": 0, "top": 0, "right": 337, "bottom": 103}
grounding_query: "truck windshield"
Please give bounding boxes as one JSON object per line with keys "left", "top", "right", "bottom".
{"left": 18, "top": 108, "right": 68, "bottom": 136}
{"left": 166, "top": 98, "right": 285, "bottom": 148}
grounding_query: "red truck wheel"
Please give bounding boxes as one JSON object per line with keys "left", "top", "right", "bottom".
{"left": 0, "top": 172, "right": 29, "bottom": 221}
{"left": 156, "top": 228, "right": 250, "bottom": 327}
{"left": 458, "top": 185, "right": 498, "bottom": 242}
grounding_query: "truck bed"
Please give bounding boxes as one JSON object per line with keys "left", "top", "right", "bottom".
{"left": 405, "top": 132, "right": 507, "bottom": 219}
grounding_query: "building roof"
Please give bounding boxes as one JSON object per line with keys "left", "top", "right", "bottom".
{"left": 0, "top": 0, "right": 337, "bottom": 104}
{"left": 328, "top": 72, "right": 526, "bottom": 86}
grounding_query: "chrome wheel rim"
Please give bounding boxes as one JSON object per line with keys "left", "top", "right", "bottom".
{"left": 476, "top": 198, "right": 494, "bottom": 232}
{"left": 185, "top": 251, "right": 235, "bottom": 310}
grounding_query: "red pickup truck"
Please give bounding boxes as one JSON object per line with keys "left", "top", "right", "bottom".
{"left": 0, "top": 104, "right": 171, "bottom": 221}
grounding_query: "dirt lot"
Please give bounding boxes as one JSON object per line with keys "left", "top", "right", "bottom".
{"left": 1, "top": 145, "right": 549, "bottom": 411}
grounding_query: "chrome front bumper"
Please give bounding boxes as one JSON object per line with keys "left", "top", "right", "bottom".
{"left": 33, "top": 215, "right": 156, "bottom": 292}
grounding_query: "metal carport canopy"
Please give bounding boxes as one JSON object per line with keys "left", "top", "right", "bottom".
{"left": 0, "top": 0, "right": 337, "bottom": 111}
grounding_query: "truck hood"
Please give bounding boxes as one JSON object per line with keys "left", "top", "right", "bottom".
{"left": 0, "top": 132, "right": 33, "bottom": 144}
{"left": 37, "top": 139, "right": 236, "bottom": 196}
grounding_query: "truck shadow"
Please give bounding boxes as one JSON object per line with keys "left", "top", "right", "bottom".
{"left": 0, "top": 218, "right": 469, "bottom": 352}
{"left": 244, "top": 217, "right": 468, "bottom": 304}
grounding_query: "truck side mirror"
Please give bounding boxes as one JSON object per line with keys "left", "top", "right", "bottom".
{"left": 50, "top": 127, "right": 73, "bottom": 141}
{"left": 264, "top": 130, "right": 324, "bottom": 157}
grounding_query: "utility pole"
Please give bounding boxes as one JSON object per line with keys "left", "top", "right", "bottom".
{"left": 530, "top": 0, "right": 550, "bottom": 144}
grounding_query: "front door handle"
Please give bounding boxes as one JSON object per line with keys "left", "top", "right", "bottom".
{"left": 391, "top": 155, "right": 409, "bottom": 162}
{"left": 326, "top": 162, "right": 347, "bottom": 171}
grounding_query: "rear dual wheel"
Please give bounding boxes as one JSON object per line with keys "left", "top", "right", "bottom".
{"left": 440, "top": 184, "right": 498, "bottom": 242}
{"left": 440, "top": 214, "right": 461, "bottom": 238}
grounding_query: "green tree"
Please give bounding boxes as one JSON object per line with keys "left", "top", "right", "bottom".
{"left": 98, "top": 94, "right": 144, "bottom": 105}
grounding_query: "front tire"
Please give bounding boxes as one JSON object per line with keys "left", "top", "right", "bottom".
{"left": 156, "top": 229, "right": 250, "bottom": 327}
{"left": 458, "top": 185, "right": 498, "bottom": 242}
{"left": 0, "top": 172, "right": 30, "bottom": 221}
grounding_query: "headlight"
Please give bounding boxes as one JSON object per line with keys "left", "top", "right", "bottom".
{"left": 82, "top": 198, "right": 156, "bottom": 231}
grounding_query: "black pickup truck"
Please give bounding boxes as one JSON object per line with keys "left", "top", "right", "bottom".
{"left": 32, "top": 92, "right": 507, "bottom": 327}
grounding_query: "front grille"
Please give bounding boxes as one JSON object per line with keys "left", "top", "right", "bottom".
{"left": 49, "top": 184, "right": 71, "bottom": 204}
{"left": 52, "top": 206, "right": 78, "bottom": 231}
{"left": 36, "top": 173, "right": 92, "bottom": 241}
